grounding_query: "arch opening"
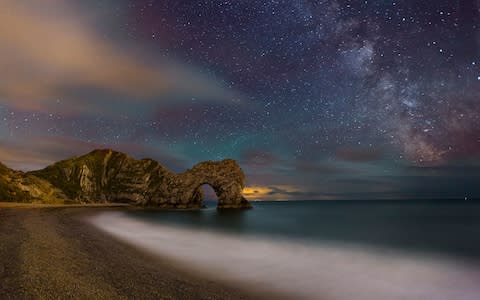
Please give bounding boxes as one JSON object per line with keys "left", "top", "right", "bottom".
{"left": 199, "top": 184, "right": 219, "bottom": 208}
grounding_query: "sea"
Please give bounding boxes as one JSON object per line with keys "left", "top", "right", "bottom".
{"left": 90, "top": 200, "right": 480, "bottom": 300}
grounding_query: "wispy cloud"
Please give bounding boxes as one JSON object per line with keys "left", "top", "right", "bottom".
{"left": 335, "top": 147, "right": 383, "bottom": 163}
{"left": 243, "top": 185, "right": 305, "bottom": 200}
{"left": 0, "top": 135, "right": 189, "bottom": 172}
{"left": 0, "top": 0, "right": 236, "bottom": 116}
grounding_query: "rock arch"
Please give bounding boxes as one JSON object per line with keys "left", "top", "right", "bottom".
{"left": 29, "top": 150, "right": 252, "bottom": 209}
{"left": 163, "top": 159, "right": 252, "bottom": 209}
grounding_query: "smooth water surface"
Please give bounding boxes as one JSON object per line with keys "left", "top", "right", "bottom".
{"left": 127, "top": 200, "right": 480, "bottom": 260}
{"left": 90, "top": 200, "right": 480, "bottom": 300}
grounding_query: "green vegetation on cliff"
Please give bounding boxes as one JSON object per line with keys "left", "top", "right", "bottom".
{"left": 0, "top": 180, "right": 31, "bottom": 202}
{"left": 29, "top": 149, "right": 169, "bottom": 203}
{"left": 1, "top": 149, "right": 251, "bottom": 208}
{"left": 0, "top": 163, "right": 35, "bottom": 202}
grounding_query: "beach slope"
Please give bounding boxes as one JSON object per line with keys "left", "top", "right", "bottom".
{"left": 0, "top": 206, "right": 256, "bottom": 299}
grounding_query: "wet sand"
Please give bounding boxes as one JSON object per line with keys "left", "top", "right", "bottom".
{"left": 0, "top": 204, "right": 272, "bottom": 299}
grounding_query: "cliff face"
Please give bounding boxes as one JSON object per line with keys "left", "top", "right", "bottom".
{"left": 26, "top": 149, "right": 251, "bottom": 209}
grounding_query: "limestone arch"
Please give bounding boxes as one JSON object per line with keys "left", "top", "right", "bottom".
{"left": 176, "top": 159, "right": 252, "bottom": 209}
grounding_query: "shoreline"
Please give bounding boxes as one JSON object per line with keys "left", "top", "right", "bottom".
{"left": 0, "top": 206, "right": 279, "bottom": 299}
{"left": 0, "top": 202, "right": 132, "bottom": 208}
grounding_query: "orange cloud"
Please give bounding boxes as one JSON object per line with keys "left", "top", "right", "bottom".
{"left": 242, "top": 185, "right": 302, "bottom": 200}
{"left": 0, "top": 135, "right": 189, "bottom": 172}
{"left": 0, "top": 0, "right": 236, "bottom": 115}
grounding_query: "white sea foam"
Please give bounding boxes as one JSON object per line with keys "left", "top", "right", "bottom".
{"left": 89, "top": 212, "right": 480, "bottom": 300}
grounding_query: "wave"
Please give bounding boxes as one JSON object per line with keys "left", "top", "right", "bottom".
{"left": 89, "top": 212, "right": 480, "bottom": 300}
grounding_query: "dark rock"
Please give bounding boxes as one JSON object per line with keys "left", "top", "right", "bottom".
{"left": 26, "top": 149, "right": 252, "bottom": 209}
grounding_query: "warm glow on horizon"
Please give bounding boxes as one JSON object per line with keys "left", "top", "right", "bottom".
{"left": 242, "top": 185, "right": 301, "bottom": 200}
{"left": 242, "top": 186, "right": 273, "bottom": 199}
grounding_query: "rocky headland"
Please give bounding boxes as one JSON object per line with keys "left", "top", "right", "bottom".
{"left": 0, "top": 149, "right": 251, "bottom": 209}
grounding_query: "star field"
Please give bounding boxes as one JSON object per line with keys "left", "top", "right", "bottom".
{"left": 0, "top": 0, "right": 479, "bottom": 199}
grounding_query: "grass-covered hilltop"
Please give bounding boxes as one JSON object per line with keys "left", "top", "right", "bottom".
{"left": 0, "top": 161, "right": 68, "bottom": 203}
{"left": 0, "top": 149, "right": 251, "bottom": 209}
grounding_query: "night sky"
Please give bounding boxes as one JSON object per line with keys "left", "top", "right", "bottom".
{"left": 1, "top": 0, "right": 479, "bottom": 200}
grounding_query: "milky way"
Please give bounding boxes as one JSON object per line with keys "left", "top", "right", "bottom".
{"left": 0, "top": 0, "right": 479, "bottom": 199}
